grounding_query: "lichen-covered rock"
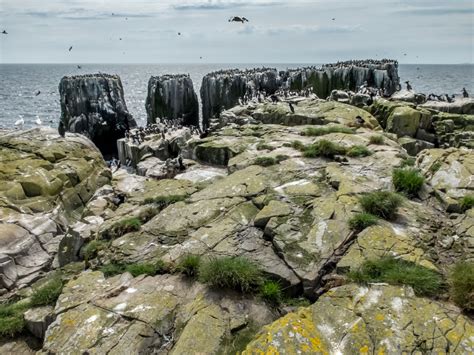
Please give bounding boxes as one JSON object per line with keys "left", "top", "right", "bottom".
{"left": 146, "top": 74, "right": 199, "bottom": 126}
{"left": 0, "top": 128, "right": 110, "bottom": 293}
{"left": 244, "top": 284, "right": 474, "bottom": 354}
{"left": 59, "top": 74, "right": 137, "bottom": 156}
{"left": 386, "top": 106, "right": 421, "bottom": 137}
{"left": 24, "top": 306, "right": 54, "bottom": 339}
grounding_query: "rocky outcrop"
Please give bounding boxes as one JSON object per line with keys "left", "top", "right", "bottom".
{"left": 0, "top": 128, "right": 110, "bottom": 294}
{"left": 59, "top": 74, "right": 137, "bottom": 156}
{"left": 286, "top": 60, "right": 400, "bottom": 99}
{"left": 244, "top": 284, "right": 474, "bottom": 354}
{"left": 146, "top": 74, "right": 199, "bottom": 126}
{"left": 420, "top": 97, "right": 474, "bottom": 115}
{"left": 200, "top": 68, "right": 281, "bottom": 128}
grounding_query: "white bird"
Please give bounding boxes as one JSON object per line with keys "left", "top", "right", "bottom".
{"left": 14, "top": 116, "right": 24, "bottom": 127}
{"left": 35, "top": 116, "right": 42, "bottom": 125}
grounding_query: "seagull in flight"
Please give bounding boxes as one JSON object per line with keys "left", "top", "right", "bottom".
{"left": 69, "top": 46, "right": 73, "bottom": 52}
{"left": 35, "top": 90, "right": 41, "bottom": 96}
{"left": 229, "top": 16, "right": 249, "bottom": 23}
{"left": 2, "top": 30, "right": 7, "bottom": 35}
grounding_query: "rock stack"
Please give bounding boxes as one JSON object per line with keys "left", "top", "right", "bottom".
{"left": 59, "top": 74, "right": 137, "bottom": 156}
{"left": 200, "top": 68, "right": 281, "bottom": 128}
{"left": 146, "top": 74, "right": 199, "bottom": 127}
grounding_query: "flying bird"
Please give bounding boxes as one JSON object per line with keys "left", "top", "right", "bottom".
{"left": 332, "top": 18, "right": 336, "bottom": 21}
{"left": 178, "top": 32, "right": 181, "bottom": 36}
{"left": 35, "top": 90, "right": 41, "bottom": 96}
{"left": 69, "top": 46, "right": 73, "bottom": 52}
{"left": 2, "top": 30, "right": 7, "bottom": 35}
{"left": 119, "top": 38, "right": 122, "bottom": 40}
{"left": 229, "top": 16, "right": 249, "bottom": 23}
{"left": 77, "top": 65, "right": 82, "bottom": 69}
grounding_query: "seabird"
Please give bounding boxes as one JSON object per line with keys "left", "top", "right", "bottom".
{"left": 462, "top": 88, "right": 469, "bottom": 98}
{"left": 332, "top": 18, "right": 336, "bottom": 21}
{"left": 229, "top": 16, "right": 249, "bottom": 23}
{"left": 119, "top": 38, "right": 122, "bottom": 40}
{"left": 1, "top": 30, "right": 7, "bottom": 35}
{"left": 77, "top": 65, "right": 82, "bottom": 69}
{"left": 35, "top": 90, "right": 41, "bottom": 96}
{"left": 69, "top": 46, "right": 73, "bottom": 52}
{"left": 355, "top": 115, "right": 365, "bottom": 125}
{"left": 58, "top": 121, "right": 66, "bottom": 137}
{"left": 288, "top": 102, "right": 295, "bottom": 113}
{"left": 35, "top": 116, "right": 42, "bottom": 125}
{"left": 14, "top": 117, "right": 24, "bottom": 127}
{"left": 178, "top": 32, "right": 181, "bottom": 36}
{"left": 270, "top": 94, "right": 279, "bottom": 103}
{"left": 405, "top": 81, "right": 412, "bottom": 91}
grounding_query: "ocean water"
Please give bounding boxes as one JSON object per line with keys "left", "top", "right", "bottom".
{"left": 0, "top": 63, "right": 473, "bottom": 129}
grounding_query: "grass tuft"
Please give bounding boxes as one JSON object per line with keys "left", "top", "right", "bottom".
{"left": 253, "top": 157, "right": 277, "bottom": 167}
{"left": 449, "top": 261, "right": 474, "bottom": 311}
{"left": 259, "top": 280, "right": 283, "bottom": 305}
{"left": 256, "top": 143, "right": 274, "bottom": 151}
{"left": 125, "top": 261, "right": 165, "bottom": 277}
{"left": 348, "top": 256, "right": 443, "bottom": 296}
{"left": 346, "top": 145, "right": 372, "bottom": 157}
{"left": 81, "top": 240, "right": 108, "bottom": 261}
{"left": 0, "top": 302, "right": 29, "bottom": 338}
{"left": 100, "top": 263, "right": 126, "bottom": 277}
{"left": 198, "top": 256, "right": 263, "bottom": 293}
{"left": 176, "top": 254, "right": 201, "bottom": 277}
{"left": 392, "top": 168, "right": 425, "bottom": 197}
{"left": 301, "top": 126, "right": 354, "bottom": 137}
{"left": 460, "top": 195, "right": 474, "bottom": 212}
{"left": 102, "top": 217, "right": 141, "bottom": 239}
{"left": 359, "top": 190, "right": 403, "bottom": 220}
{"left": 348, "top": 213, "right": 378, "bottom": 232}
{"left": 399, "top": 157, "right": 416, "bottom": 168}
{"left": 429, "top": 161, "right": 442, "bottom": 174}
{"left": 369, "top": 135, "right": 384, "bottom": 145}
{"left": 143, "top": 195, "right": 186, "bottom": 206}
{"left": 302, "top": 140, "right": 346, "bottom": 159}
{"left": 30, "top": 276, "right": 64, "bottom": 307}
{"left": 291, "top": 140, "right": 305, "bottom": 150}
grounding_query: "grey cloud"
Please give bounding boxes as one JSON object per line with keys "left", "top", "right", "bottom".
{"left": 173, "top": 0, "right": 282, "bottom": 11}
{"left": 393, "top": 7, "right": 474, "bottom": 16}
{"left": 239, "top": 24, "right": 361, "bottom": 36}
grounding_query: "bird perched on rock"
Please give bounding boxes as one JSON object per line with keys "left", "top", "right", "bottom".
{"left": 58, "top": 121, "right": 66, "bottom": 137}
{"left": 355, "top": 115, "right": 365, "bottom": 126}
{"left": 405, "top": 81, "right": 412, "bottom": 91}
{"left": 14, "top": 116, "right": 24, "bottom": 128}
{"left": 462, "top": 88, "right": 469, "bottom": 98}
{"left": 270, "top": 94, "right": 279, "bottom": 103}
{"left": 288, "top": 102, "right": 295, "bottom": 113}
{"left": 229, "top": 16, "right": 249, "bottom": 23}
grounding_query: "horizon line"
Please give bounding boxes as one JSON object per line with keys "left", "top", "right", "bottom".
{"left": 1, "top": 62, "right": 473, "bottom": 65}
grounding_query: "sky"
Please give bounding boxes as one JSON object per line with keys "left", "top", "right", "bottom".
{"left": 0, "top": 0, "right": 473, "bottom": 64}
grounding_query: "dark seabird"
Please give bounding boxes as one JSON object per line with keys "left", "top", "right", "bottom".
{"left": 2, "top": 30, "right": 7, "bottom": 35}
{"left": 77, "top": 65, "right": 82, "bottom": 69}
{"left": 332, "top": 18, "right": 336, "bottom": 21}
{"left": 288, "top": 102, "right": 295, "bottom": 113}
{"left": 178, "top": 32, "right": 181, "bottom": 36}
{"left": 119, "top": 38, "right": 122, "bottom": 40}
{"left": 69, "top": 46, "right": 73, "bottom": 52}
{"left": 200, "top": 56, "right": 203, "bottom": 59}
{"left": 367, "top": 93, "right": 375, "bottom": 106}
{"left": 405, "top": 81, "right": 412, "bottom": 91}
{"left": 35, "top": 90, "right": 41, "bottom": 96}
{"left": 355, "top": 115, "right": 365, "bottom": 125}
{"left": 462, "top": 88, "right": 469, "bottom": 98}
{"left": 229, "top": 16, "right": 249, "bottom": 23}
{"left": 58, "top": 121, "right": 66, "bottom": 138}
{"left": 270, "top": 94, "right": 279, "bottom": 103}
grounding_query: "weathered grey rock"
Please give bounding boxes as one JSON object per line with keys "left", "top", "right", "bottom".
{"left": 146, "top": 74, "right": 199, "bottom": 126}
{"left": 391, "top": 89, "right": 426, "bottom": 104}
{"left": 420, "top": 97, "right": 474, "bottom": 115}
{"left": 59, "top": 74, "right": 137, "bottom": 156}
{"left": 329, "top": 90, "right": 350, "bottom": 103}
{"left": 24, "top": 306, "right": 54, "bottom": 339}
{"left": 398, "top": 136, "right": 434, "bottom": 156}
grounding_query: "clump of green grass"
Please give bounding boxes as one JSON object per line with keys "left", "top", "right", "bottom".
{"left": 253, "top": 157, "right": 277, "bottom": 167}
{"left": 30, "top": 276, "right": 64, "bottom": 307}
{"left": 348, "top": 213, "right": 378, "bottom": 232}
{"left": 291, "top": 140, "right": 305, "bottom": 150}
{"left": 369, "top": 135, "right": 384, "bottom": 145}
{"left": 449, "top": 261, "right": 474, "bottom": 311}
{"left": 100, "top": 263, "right": 126, "bottom": 277}
{"left": 302, "top": 140, "right": 347, "bottom": 159}
{"left": 256, "top": 143, "right": 274, "bottom": 151}
{"left": 125, "top": 261, "right": 165, "bottom": 277}
{"left": 346, "top": 145, "right": 372, "bottom": 157}
{"left": 198, "top": 257, "right": 263, "bottom": 293}
{"left": 301, "top": 126, "right": 354, "bottom": 137}
{"left": 102, "top": 217, "right": 141, "bottom": 239}
{"left": 283, "top": 297, "right": 311, "bottom": 307}
{"left": 81, "top": 240, "right": 108, "bottom": 261}
{"left": 0, "top": 302, "right": 30, "bottom": 337}
{"left": 259, "top": 280, "right": 283, "bottom": 305}
{"left": 399, "top": 157, "right": 416, "bottom": 168}
{"left": 176, "top": 254, "right": 201, "bottom": 277}
{"left": 392, "top": 168, "right": 425, "bottom": 197}
{"left": 143, "top": 194, "right": 185, "bottom": 206}
{"left": 460, "top": 195, "right": 474, "bottom": 212}
{"left": 348, "top": 257, "right": 443, "bottom": 296}
{"left": 359, "top": 190, "right": 403, "bottom": 220}
{"left": 429, "top": 161, "right": 442, "bottom": 174}
{"left": 275, "top": 155, "right": 289, "bottom": 163}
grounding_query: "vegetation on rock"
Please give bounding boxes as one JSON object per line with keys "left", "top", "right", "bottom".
{"left": 399, "top": 157, "right": 416, "bottom": 168}
{"left": 429, "top": 161, "right": 442, "bottom": 174}
{"left": 348, "top": 213, "right": 378, "bottom": 232}
{"left": 100, "top": 263, "right": 126, "bottom": 277}
{"left": 176, "top": 254, "right": 201, "bottom": 277}
{"left": 302, "top": 140, "right": 347, "bottom": 158}
{"left": 392, "top": 168, "right": 425, "bottom": 197}
{"left": 81, "top": 240, "right": 108, "bottom": 261}
{"left": 125, "top": 261, "right": 166, "bottom": 277}
{"left": 346, "top": 145, "right": 373, "bottom": 157}
{"left": 369, "top": 135, "right": 384, "bottom": 145}
{"left": 198, "top": 256, "right": 263, "bottom": 293}
{"left": 301, "top": 126, "right": 354, "bottom": 137}
{"left": 30, "top": 276, "right": 64, "bottom": 307}
{"left": 449, "top": 261, "right": 474, "bottom": 311}
{"left": 0, "top": 302, "right": 29, "bottom": 337}
{"left": 143, "top": 194, "right": 186, "bottom": 206}
{"left": 359, "top": 190, "right": 403, "bottom": 220}
{"left": 259, "top": 280, "right": 283, "bottom": 305}
{"left": 253, "top": 157, "right": 277, "bottom": 167}
{"left": 348, "top": 257, "right": 443, "bottom": 296}
{"left": 256, "top": 143, "right": 274, "bottom": 151}
{"left": 102, "top": 217, "right": 142, "bottom": 239}
{"left": 460, "top": 195, "right": 474, "bottom": 212}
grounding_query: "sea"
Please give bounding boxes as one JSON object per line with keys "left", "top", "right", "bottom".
{"left": 0, "top": 63, "right": 473, "bottom": 129}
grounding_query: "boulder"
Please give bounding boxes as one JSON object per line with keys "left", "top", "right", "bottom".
{"left": 390, "top": 89, "right": 426, "bottom": 104}
{"left": 420, "top": 97, "right": 474, "bottom": 115}
{"left": 24, "top": 306, "right": 54, "bottom": 339}
{"left": 328, "top": 90, "right": 350, "bottom": 103}
{"left": 146, "top": 74, "right": 199, "bottom": 126}
{"left": 398, "top": 136, "right": 434, "bottom": 156}
{"left": 59, "top": 74, "right": 137, "bottom": 156}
